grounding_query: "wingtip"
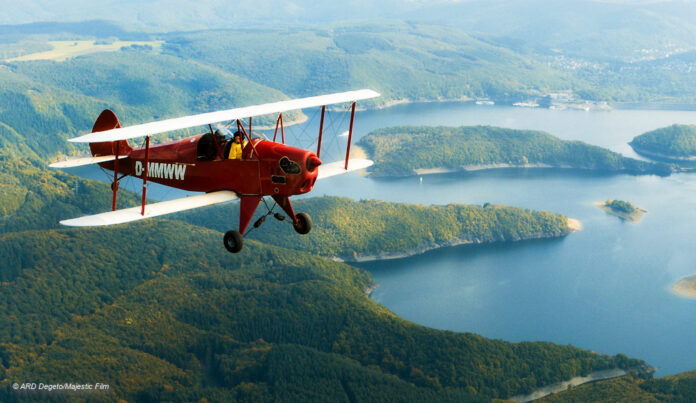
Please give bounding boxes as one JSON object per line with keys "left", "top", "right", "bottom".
{"left": 67, "top": 134, "right": 91, "bottom": 143}
{"left": 357, "top": 89, "right": 381, "bottom": 99}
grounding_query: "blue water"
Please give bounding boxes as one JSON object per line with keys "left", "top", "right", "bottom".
{"left": 71, "top": 102, "right": 696, "bottom": 376}
{"left": 313, "top": 103, "right": 696, "bottom": 377}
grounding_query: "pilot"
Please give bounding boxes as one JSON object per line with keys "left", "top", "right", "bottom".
{"left": 228, "top": 131, "right": 247, "bottom": 160}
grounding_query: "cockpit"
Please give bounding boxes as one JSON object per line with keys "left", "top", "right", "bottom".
{"left": 196, "top": 128, "right": 268, "bottom": 161}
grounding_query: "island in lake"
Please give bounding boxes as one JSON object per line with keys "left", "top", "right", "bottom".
{"left": 630, "top": 124, "right": 696, "bottom": 162}
{"left": 596, "top": 199, "right": 646, "bottom": 222}
{"left": 358, "top": 126, "right": 672, "bottom": 177}
{"left": 672, "top": 275, "right": 696, "bottom": 298}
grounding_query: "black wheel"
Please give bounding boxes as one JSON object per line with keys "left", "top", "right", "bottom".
{"left": 223, "top": 230, "right": 243, "bottom": 253}
{"left": 293, "top": 212, "right": 312, "bottom": 235}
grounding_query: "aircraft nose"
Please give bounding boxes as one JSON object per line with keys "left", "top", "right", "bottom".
{"left": 306, "top": 155, "right": 322, "bottom": 172}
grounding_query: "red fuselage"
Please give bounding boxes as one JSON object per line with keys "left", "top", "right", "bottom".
{"left": 99, "top": 134, "right": 321, "bottom": 198}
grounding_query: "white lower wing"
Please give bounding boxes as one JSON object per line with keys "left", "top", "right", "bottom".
{"left": 50, "top": 155, "right": 127, "bottom": 168}
{"left": 60, "top": 160, "right": 370, "bottom": 227}
{"left": 317, "top": 159, "right": 373, "bottom": 180}
{"left": 61, "top": 190, "right": 238, "bottom": 227}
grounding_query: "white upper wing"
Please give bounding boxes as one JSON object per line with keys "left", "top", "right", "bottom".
{"left": 69, "top": 89, "right": 380, "bottom": 143}
{"left": 60, "top": 190, "right": 238, "bottom": 227}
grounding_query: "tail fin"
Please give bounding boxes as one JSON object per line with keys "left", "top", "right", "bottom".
{"left": 89, "top": 109, "right": 133, "bottom": 157}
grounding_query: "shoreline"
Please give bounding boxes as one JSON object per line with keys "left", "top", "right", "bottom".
{"left": 413, "top": 163, "right": 562, "bottom": 176}
{"left": 368, "top": 163, "right": 668, "bottom": 179}
{"left": 332, "top": 220, "right": 580, "bottom": 263}
{"left": 672, "top": 275, "right": 696, "bottom": 298}
{"left": 509, "top": 368, "right": 640, "bottom": 402}
{"left": 629, "top": 145, "right": 696, "bottom": 162}
{"left": 371, "top": 163, "right": 659, "bottom": 179}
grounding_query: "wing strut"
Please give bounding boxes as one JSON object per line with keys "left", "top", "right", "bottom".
{"left": 280, "top": 114, "right": 285, "bottom": 144}
{"left": 317, "top": 106, "right": 325, "bottom": 158}
{"left": 112, "top": 143, "right": 120, "bottom": 211}
{"left": 141, "top": 136, "right": 150, "bottom": 216}
{"left": 236, "top": 119, "right": 259, "bottom": 160}
{"left": 273, "top": 113, "right": 285, "bottom": 144}
{"left": 344, "top": 102, "right": 356, "bottom": 170}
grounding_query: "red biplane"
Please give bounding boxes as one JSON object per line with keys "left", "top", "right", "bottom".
{"left": 50, "top": 89, "right": 379, "bottom": 253}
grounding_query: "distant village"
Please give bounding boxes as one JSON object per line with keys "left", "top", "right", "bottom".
{"left": 476, "top": 90, "right": 611, "bottom": 111}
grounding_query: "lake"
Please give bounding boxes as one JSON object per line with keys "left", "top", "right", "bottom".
{"left": 72, "top": 101, "right": 696, "bottom": 376}
{"left": 314, "top": 102, "right": 696, "bottom": 377}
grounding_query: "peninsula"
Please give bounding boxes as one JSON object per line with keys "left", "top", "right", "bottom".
{"left": 358, "top": 126, "right": 672, "bottom": 177}
{"left": 596, "top": 199, "right": 646, "bottom": 222}
{"left": 177, "top": 196, "right": 580, "bottom": 262}
{"left": 630, "top": 124, "right": 696, "bottom": 162}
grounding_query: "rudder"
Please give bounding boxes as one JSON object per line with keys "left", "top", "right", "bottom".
{"left": 89, "top": 109, "right": 132, "bottom": 157}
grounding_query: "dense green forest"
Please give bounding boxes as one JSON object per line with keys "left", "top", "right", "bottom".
{"left": 159, "top": 22, "right": 576, "bottom": 106}
{"left": 540, "top": 370, "right": 696, "bottom": 402}
{"left": 359, "top": 125, "right": 672, "bottom": 177}
{"left": 606, "top": 199, "right": 636, "bottom": 214}
{"left": 630, "top": 124, "right": 696, "bottom": 160}
{"left": 0, "top": 47, "right": 299, "bottom": 160}
{"left": 0, "top": 148, "right": 143, "bottom": 235}
{"left": 0, "top": 220, "right": 645, "bottom": 401}
{"left": 176, "top": 196, "right": 571, "bottom": 260}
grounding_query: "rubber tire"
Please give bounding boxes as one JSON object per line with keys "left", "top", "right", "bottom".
{"left": 293, "top": 212, "right": 312, "bottom": 235}
{"left": 223, "top": 230, "right": 244, "bottom": 253}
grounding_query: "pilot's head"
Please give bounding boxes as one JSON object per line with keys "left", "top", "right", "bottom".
{"left": 233, "top": 131, "right": 242, "bottom": 142}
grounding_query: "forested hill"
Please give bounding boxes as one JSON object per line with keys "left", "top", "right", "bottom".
{"left": 176, "top": 196, "right": 572, "bottom": 261}
{"left": 0, "top": 219, "right": 645, "bottom": 401}
{"left": 630, "top": 124, "right": 696, "bottom": 160}
{"left": 159, "top": 22, "right": 573, "bottom": 106}
{"left": 359, "top": 125, "right": 672, "bottom": 177}
{"left": 0, "top": 151, "right": 141, "bottom": 234}
{"left": 0, "top": 48, "right": 295, "bottom": 160}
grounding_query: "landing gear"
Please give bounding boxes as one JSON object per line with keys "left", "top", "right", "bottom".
{"left": 293, "top": 212, "right": 312, "bottom": 235}
{"left": 223, "top": 230, "right": 243, "bottom": 253}
{"left": 223, "top": 196, "right": 311, "bottom": 253}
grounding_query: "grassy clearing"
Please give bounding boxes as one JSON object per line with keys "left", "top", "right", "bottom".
{"left": 6, "top": 40, "right": 163, "bottom": 62}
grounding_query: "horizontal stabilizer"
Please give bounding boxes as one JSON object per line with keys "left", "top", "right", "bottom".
{"left": 317, "top": 159, "right": 374, "bottom": 180}
{"left": 60, "top": 190, "right": 238, "bottom": 227}
{"left": 69, "top": 89, "right": 380, "bottom": 143}
{"left": 49, "top": 155, "right": 128, "bottom": 168}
